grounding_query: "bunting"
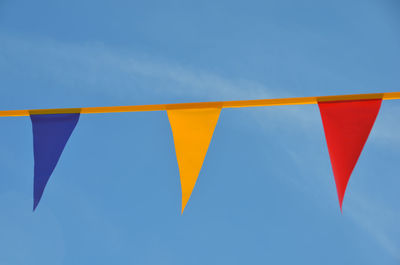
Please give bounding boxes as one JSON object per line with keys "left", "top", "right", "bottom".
{"left": 30, "top": 113, "right": 80, "bottom": 210}
{"left": 0, "top": 92, "right": 397, "bottom": 213}
{"left": 167, "top": 107, "right": 221, "bottom": 213}
{"left": 318, "top": 99, "right": 382, "bottom": 211}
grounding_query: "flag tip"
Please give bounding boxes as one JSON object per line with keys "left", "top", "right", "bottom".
{"left": 338, "top": 198, "right": 343, "bottom": 214}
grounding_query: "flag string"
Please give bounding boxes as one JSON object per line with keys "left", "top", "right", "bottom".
{"left": 0, "top": 91, "right": 399, "bottom": 117}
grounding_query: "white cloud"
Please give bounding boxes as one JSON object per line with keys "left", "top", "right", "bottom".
{"left": 346, "top": 194, "right": 400, "bottom": 261}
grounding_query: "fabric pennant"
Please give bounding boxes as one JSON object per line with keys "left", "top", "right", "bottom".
{"left": 318, "top": 99, "right": 382, "bottom": 211}
{"left": 167, "top": 107, "right": 221, "bottom": 213}
{"left": 30, "top": 113, "right": 80, "bottom": 210}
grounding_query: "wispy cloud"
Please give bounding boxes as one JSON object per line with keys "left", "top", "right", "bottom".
{"left": 0, "top": 33, "right": 275, "bottom": 101}
{"left": 346, "top": 194, "right": 400, "bottom": 261}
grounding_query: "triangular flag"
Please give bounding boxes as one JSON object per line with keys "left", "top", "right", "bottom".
{"left": 318, "top": 99, "right": 382, "bottom": 211}
{"left": 167, "top": 107, "right": 221, "bottom": 213}
{"left": 30, "top": 113, "right": 80, "bottom": 210}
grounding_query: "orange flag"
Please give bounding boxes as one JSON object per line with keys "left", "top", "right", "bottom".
{"left": 167, "top": 107, "right": 221, "bottom": 213}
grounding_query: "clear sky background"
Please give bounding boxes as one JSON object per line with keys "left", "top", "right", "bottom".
{"left": 0, "top": 0, "right": 399, "bottom": 264}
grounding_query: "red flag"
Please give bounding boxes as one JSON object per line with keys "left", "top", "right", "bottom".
{"left": 318, "top": 99, "right": 382, "bottom": 211}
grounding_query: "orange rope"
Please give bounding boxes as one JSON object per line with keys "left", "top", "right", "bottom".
{"left": 0, "top": 92, "right": 398, "bottom": 117}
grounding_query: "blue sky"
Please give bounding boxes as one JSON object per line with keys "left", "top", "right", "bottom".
{"left": 0, "top": 0, "right": 399, "bottom": 264}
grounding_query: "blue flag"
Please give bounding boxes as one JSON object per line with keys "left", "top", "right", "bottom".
{"left": 30, "top": 113, "right": 80, "bottom": 210}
